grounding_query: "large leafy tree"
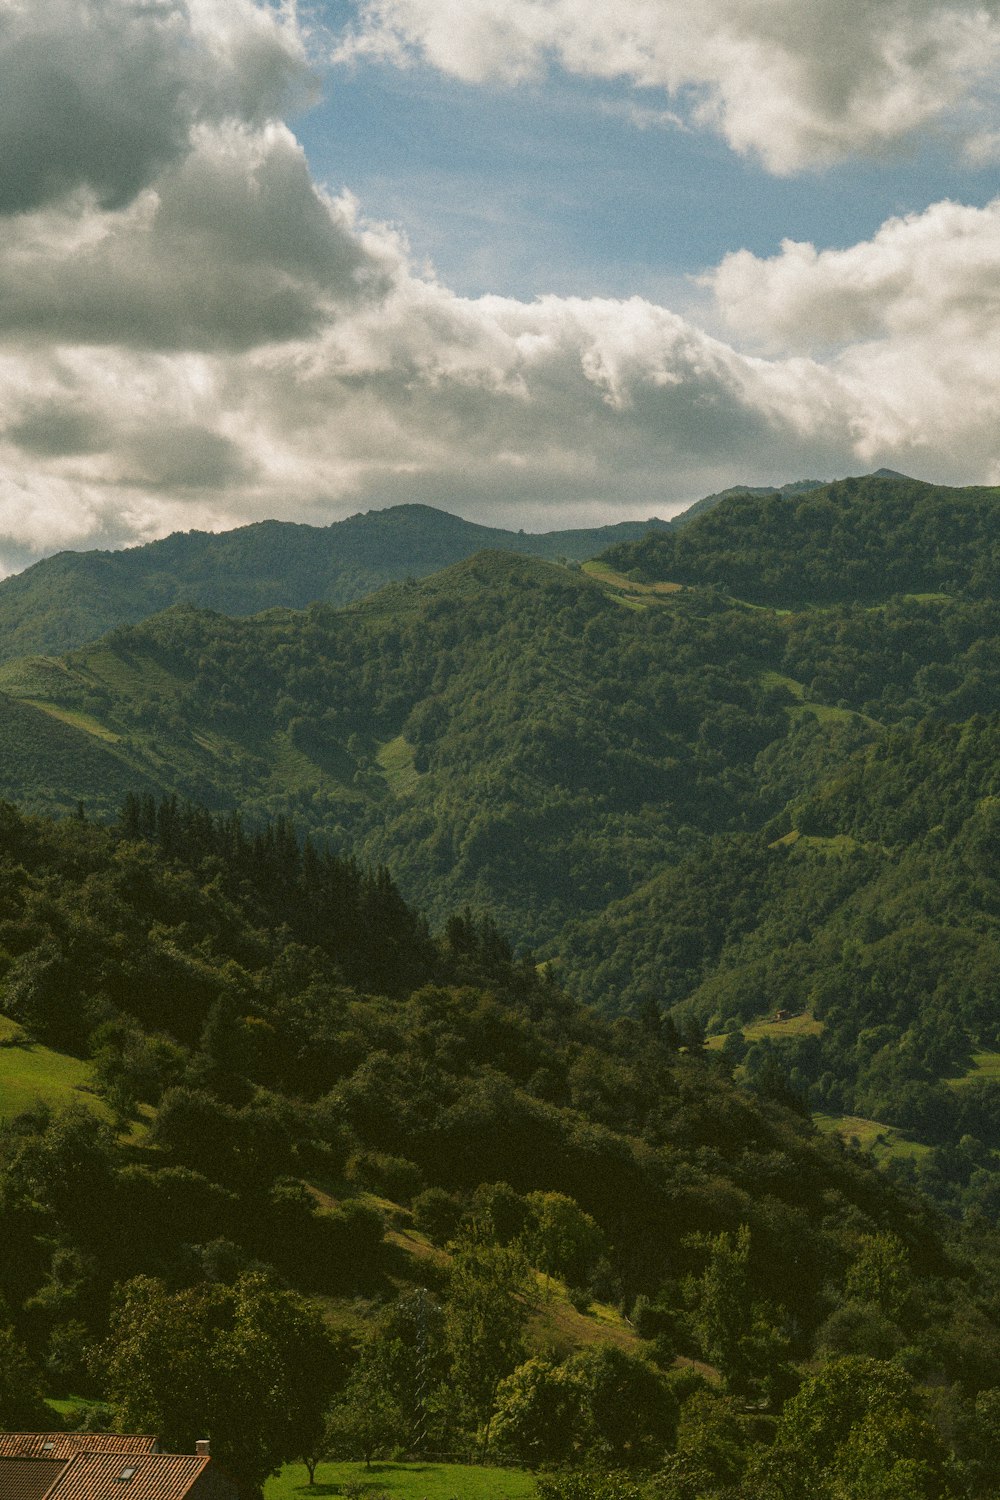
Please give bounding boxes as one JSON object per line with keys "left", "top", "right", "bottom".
{"left": 445, "top": 1242, "right": 533, "bottom": 1440}
{"left": 102, "top": 1273, "right": 341, "bottom": 1499}
{"left": 748, "top": 1356, "right": 957, "bottom": 1500}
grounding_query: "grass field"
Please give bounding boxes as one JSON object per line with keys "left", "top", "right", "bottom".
{"left": 769, "top": 830, "right": 861, "bottom": 857}
{"left": 527, "top": 1273, "right": 640, "bottom": 1358}
{"left": 266, "top": 1461, "right": 535, "bottom": 1500}
{"left": 21, "top": 700, "right": 123, "bottom": 742}
{"left": 946, "top": 1050, "right": 1000, "bottom": 1088}
{"left": 377, "top": 737, "right": 422, "bottom": 797}
{"left": 759, "top": 672, "right": 877, "bottom": 728}
{"left": 581, "top": 560, "right": 683, "bottom": 606}
{"left": 812, "top": 1112, "right": 932, "bottom": 1162}
{"left": 0, "top": 1018, "right": 103, "bottom": 1122}
{"left": 705, "top": 1009, "right": 824, "bottom": 1052}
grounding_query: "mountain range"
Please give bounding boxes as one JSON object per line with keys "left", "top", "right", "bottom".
{"left": 6, "top": 469, "right": 1000, "bottom": 1486}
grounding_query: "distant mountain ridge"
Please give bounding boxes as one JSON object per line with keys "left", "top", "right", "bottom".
{"left": 671, "top": 477, "right": 827, "bottom": 528}
{"left": 0, "top": 503, "right": 672, "bottom": 662}
{"left": 0, "top": 478, "right": 838, "bottom": 662}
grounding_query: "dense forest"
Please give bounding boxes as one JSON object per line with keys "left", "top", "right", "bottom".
{"left": 603, "top": 473, "right": 1000, "bottom": 605}
{"left": 6, "top": 472, "right": 1000, "bottom": 1490}
{"left": 1, "top": 799, "right": 999, "bottom": 1498}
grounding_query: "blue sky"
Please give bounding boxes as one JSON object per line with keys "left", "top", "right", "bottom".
{"left": 293, "top": 46, "right": 1000, "bottom": 307}
{"left": 2, "top": 0, "right": 1000, "bottom": 569}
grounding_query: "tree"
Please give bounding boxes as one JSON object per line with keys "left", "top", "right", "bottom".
{"left": 565, "top": 1344, "right": 677, "bottom": 1467}
{"left": 683, "top": 1224, "right": 791, "bottom": 1403}
{"left": 102, "top": 1273, "right": 341, "bottom": 1500}
{"left": 445, "top": 1243, "right": 533, "bottom": 1442}
{"left": 844, "top": 1232, "right": 911, "bottom": 1318}
{"left": 747, "top": 1356, "right": 957, "bottom": 1500}
{"left": 324, "top": 1361, "right": 407, "bottom": 1469}
{"left": 525, "top": 1191, "right": 606, "bottom": 1289}
{"left": 0, "top": 1323, "right": 51, "bottom": 1428}
{"left": 491, "top": 1357, "right": 583, "bottom": 1465}
{"left": 654, "top": 1389, "right": 752, "bottom": 1499}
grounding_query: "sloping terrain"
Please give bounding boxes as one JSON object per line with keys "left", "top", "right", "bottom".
{"left": 0, "top": 504, "right": 673, "bottom": 662}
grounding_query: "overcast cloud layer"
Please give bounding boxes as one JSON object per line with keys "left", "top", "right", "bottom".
{"left": 2, "top": 0, "right": 1000, "bottom": 574}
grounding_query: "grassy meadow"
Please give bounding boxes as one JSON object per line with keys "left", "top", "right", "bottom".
{"left": 266, "top": 1461, "right": 535, "bottom": 1500}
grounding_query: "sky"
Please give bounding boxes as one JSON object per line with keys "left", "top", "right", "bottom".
{"left": 2, "top": 0, "right": 1000, "bottom": 574}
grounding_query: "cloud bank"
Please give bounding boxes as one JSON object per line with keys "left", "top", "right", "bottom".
{"left": 2, "top": 0, "right": 1000, "bottom": 573}
{"left": 334, "top": 0, "right": 1000, "bottom": 173}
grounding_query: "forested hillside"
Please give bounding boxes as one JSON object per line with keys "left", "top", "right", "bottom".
{"left": 3, "top": 478, "right": 1000, "bottom": 1207}
{"left": 0, "top": 504, "right": 672, "bottom": 662}
{"left": 10, "top": 471, "right": 1000, "bottom": 1490}
{"left": 1, "top": 800, "right": 999, "bottom": 1497}
{"left": 604, "top": 473, "right": 1000, "bottom": 604}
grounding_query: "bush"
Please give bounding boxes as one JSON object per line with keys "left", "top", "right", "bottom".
{"left": 412, "top": 1186, "right": 463, "bottom": 1244}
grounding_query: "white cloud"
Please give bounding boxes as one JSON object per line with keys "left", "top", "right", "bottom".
{"left": 332, "top": 0, "right": 1000, "bottom": 173}
{"left": 0, "top": 124, "right": 388, "bottom": 350}
{"left": 710, "top": 197, "right": 1000, "bottom": 352}
{"left": 3, "top": 0, "right": 1000, "bottom": 573}
{"left": 0, "top": 0, "right": 309, "bottom": 215}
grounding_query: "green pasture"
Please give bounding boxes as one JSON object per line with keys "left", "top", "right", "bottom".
{"left": 377, "top": 736, "right": 422, "bottom": 796}
{"left": 705, "top": 1009, "right": 824, "bottom": 1051}
{"left": 946, "top": 1050, "right": 1000, "bottom": 1088}
{"left": 759, "top": 671, "right": 876, "bottom": 727}
{"left": 266, "top": 1461, "right": 535, "bottom": 1500}
{"left": 812, "top": 1112, "right": 932, "bottom": 1162}
{"left": 0, "top": 1018, "right": 102, "bottom": 1122}
{"left": 770, "top": 830, "right": 861, "bottom": 857}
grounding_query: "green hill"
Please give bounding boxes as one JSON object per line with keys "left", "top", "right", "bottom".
{"left": 9, "top": 463, "right": 1000, "bottom": 1482}
{"left": 2, "top": 799, "right": 983, "bottom": 1466}
{"left": 6, "top": 477, "right": 1000, "bottom": 1213}
{"left": 0, "top": 504, "right": 672, "bottom": 662}
{"left": 602, "top": 472, "right": 1000, "bottom": 604}
{"left": 0, "top": 552, "right": 797, "bottom": 944}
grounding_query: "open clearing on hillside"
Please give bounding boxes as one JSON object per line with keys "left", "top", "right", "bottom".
{"left": 267, "top": 1461, "right": 535, "bottom": 1500}
{"left": 21, "top": 700, "right": 122, "bottom": 743}
{"left": 582, "top": 560, "right": 683, "bottom": 604}
{"left": 813, "top": 1112, "right": 931, "bottom": 1161}
{"left": 0, "top": 1018, "right": 102, "bottom": 1121}
{"left": 377, "top": 736, "right": 422, "bottom": 796}
{"left": 759, "top": 672, "right": 877, "bottom": 728}
{"left": 706, "top": 1011, "right": 824, "bottom": 1051}
{"left": 947, "top": 1050, "right": 1000, "bottom": 1087}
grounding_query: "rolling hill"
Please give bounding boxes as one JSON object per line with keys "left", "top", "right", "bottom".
{"left": 602, "top": 471, "right": 1000, "bottom": 604}
{"left": 4, "top": 472, "right": 1000, "bottom": 1204}
{"left": 0, "top": 503, "right": 674, "bottom": 663}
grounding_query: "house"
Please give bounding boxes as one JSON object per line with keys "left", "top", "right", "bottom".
{"left": 0, "top": 1437, "right": 237, "bottom": 1500}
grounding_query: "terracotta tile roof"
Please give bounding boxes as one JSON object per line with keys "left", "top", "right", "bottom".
{"left": 0, "top": 1458, "right": 68, "bottom": 1500}
{"left": 0, "top": 1443, "right": 158, "bottom": 1462}
{"left": 43, "top": 1446, "right": 220, "bottom": 1500}
{"left": 44, "top": 1454, "right": 211, "bottom": 1500}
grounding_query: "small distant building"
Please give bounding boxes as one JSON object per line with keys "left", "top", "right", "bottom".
{"left": 0, "top": 1437, "right": 237, "bottom": 1500}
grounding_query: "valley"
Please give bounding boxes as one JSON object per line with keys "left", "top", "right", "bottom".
{"left": 3, "top": 473, "right": 1000, "bottom": 1495}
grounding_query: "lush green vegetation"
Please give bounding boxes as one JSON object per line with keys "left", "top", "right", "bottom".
{"left": 10, "top": 471, "right": 1000, "bottom": 1490}
{"left": 603, "top": 472, "right": 1000, "bottom": 605}
{"left": 2, "top": 800, "right": 998, "bottom": 1494}
{"left": 7, "top": 476, "right": 1000, "bottom": 1208}
{"left": 0, "top": 505, "right": 673, "bottom": 663}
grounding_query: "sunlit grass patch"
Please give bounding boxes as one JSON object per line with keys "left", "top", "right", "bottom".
{"left": 812, "top": 1112, "right": 931, "bottom": 1161}
{"left": 266, "top": 1460, "right": 535, "bottom": 1500}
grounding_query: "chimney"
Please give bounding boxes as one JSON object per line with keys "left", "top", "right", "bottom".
{"left": 195, "top": 1442, "right": 210, "bottom": 1458}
